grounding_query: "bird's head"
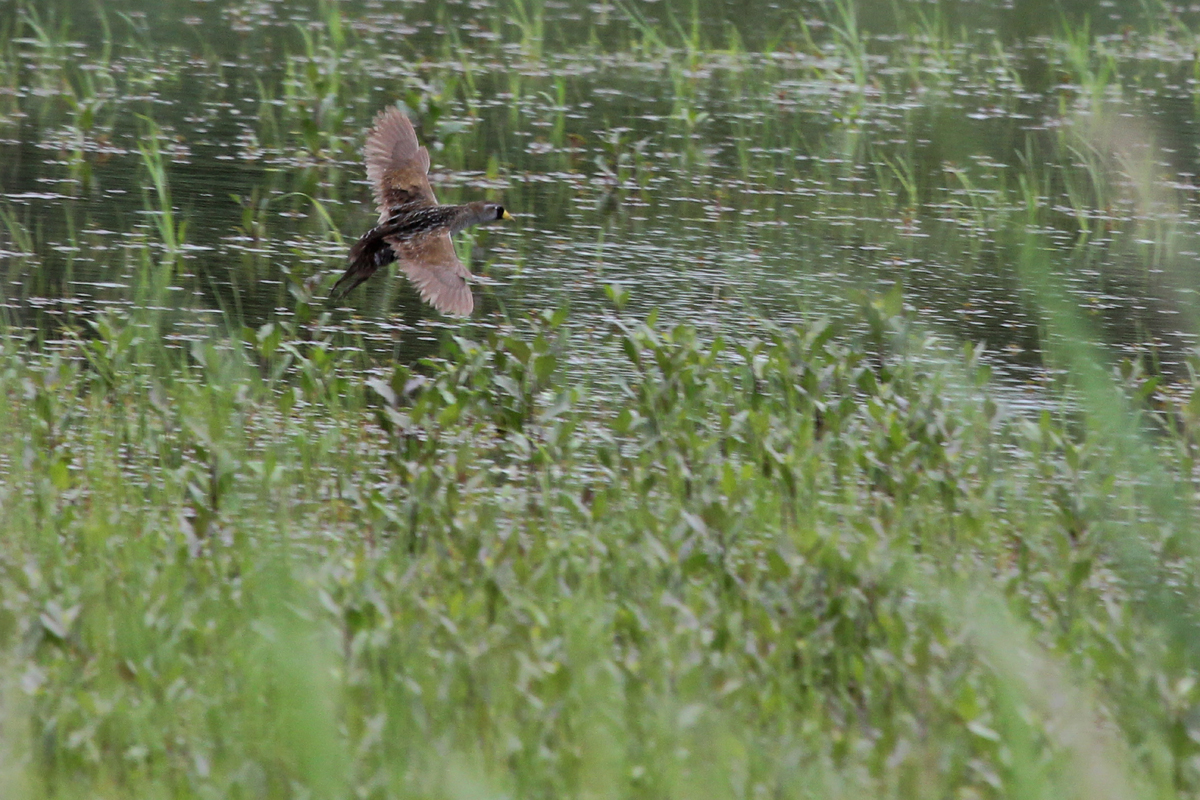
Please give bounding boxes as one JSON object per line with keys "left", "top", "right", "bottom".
{"left": 485, "top": 202, "right": 513, "bottom": 222}
{"left": 456, "top": 201, "right": 515, "bottom": 233}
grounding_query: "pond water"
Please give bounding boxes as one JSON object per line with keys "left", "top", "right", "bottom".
{"left": 4, "top": 0, "right": 1200, "bottom": 385}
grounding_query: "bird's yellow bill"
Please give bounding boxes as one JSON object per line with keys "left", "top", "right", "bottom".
{"left": 502, "top": 210, "right": 513, "bottom": 220}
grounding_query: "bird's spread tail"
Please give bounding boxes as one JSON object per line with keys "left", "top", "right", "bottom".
{"left": 328, "top": 228, "right": 396, "bottom": 303}
{"left": 328, "top": 262, "right": 372, "bottom": 304}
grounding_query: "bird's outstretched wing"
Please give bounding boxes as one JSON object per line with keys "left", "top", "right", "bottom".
{"left": 364, "top": 107, "right": 437, "bottom": 222}
{"left": 338, "top": 106, "right": 474, "bottom": 315}
{"left": 391, "top": 233, "right": 474, "bottom": 316}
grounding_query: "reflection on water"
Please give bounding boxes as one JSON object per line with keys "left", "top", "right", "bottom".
{"left": 4, "top": 0, "right": 1200, "bottom": 385}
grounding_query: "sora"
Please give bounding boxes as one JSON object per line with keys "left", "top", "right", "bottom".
{"left": 329, "top": 107, "right": 512, "bottom": 315}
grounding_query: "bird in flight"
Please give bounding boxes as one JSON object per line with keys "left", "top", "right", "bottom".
{"left": 329, "top": 107, "right": 512, "bottom": 315}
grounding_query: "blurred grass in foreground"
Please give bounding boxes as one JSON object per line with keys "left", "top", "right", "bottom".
{"left": 2, "top": 273, "right": 1200, "bottom": 799}
{"left": 6, "top": 0, "right": 1200, "bottom": 797}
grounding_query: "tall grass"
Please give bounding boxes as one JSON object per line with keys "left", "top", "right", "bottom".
{"left": 5, "top": 0, "right": 1200, "bottom": 797}
{"left": 2, "top": 284, "right": 1200, "bottom": 797}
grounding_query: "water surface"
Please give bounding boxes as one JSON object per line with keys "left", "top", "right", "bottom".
{"left": 4, "top": 0, "right": 1200, "bottom": 385}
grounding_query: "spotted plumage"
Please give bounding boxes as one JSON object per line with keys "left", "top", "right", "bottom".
{"left": 329, "top": 107, "right": 512, "bottom": 315}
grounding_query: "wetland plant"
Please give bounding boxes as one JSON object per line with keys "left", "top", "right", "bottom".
{"left": 135, "top": 116, "right": 186, "bottom": 260}
{"left": 6, "top": 1, "right": 1200, "bottom": 797}
{"left": 3, "top": 291, "right": 1200, "bottom": 797}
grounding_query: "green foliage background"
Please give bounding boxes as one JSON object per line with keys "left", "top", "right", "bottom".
{"left": 4, "top": 0, "right": 1200, "bottom": 797}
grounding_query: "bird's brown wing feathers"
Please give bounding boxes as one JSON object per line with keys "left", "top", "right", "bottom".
{"left": 364, "top": 107, "right": 436, "bottom": 222}
{"left": 389, "top": 233, "right": 474, "bottom": 316}
{"left": 358, "top": 107, "right": 473, "bottom": 316}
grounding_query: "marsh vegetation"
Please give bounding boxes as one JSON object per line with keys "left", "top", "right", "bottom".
{"left": 5, "top": 0, "right": 1200, "bottom": 797}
